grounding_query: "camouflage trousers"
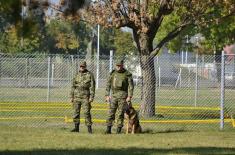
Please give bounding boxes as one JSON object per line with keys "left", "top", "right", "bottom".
{"left": 106, "top": 97, "right": 128, "bottom": 128}
{"left": 73, "top": 98, "right": 92, "bottom": 126}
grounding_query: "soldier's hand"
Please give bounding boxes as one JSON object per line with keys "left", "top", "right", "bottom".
{"left": 126, "top": 96, "right": 132, "bottom": 102}
{"left": 105, "top": 96, "right": 111, "bottom": 102}
{"left": 89, "top": 98, "right": 94, "bottom": 103}
{"left": 71, "top": 98, "right": 74, "bottom": 103}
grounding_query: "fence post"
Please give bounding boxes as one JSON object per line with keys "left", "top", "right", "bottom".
{"left": 156, "top": 56, "right": 161, "bottom": 89}
{"left": 185, "top": 51, "right": 188, "bottom": 64}
{"left": 220, "top": 50, "right": 225, "bottom": 130}
{"left": 51, "top": 63, "right": 54, "bottom": 86}
{"left": 47, "top": 56, "right": 51, "bottom": 102}
{"left": 158, "top": 66, "right": 161, "bottom": 89}
{"left": 24, "top": 57, "right": 29, "bottom": 88}
{"left": 70, "top": 55, "right": 74, "bottom": 78}
{"left": 109, "top": 50, "right": 113, "bottom": 72}
{"left": 194, "top": 53, "right": 198, "bottom": 107}
{"left": 181, "top": 51, "right": 184, "bottom": 64}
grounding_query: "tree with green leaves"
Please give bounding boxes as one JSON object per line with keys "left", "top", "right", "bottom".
{"left": 0, "top": 0, "right": 46, "bottom": 53}
{"left": 0, "top": 0, "right": 22, "bottom": 27}
{"left": 199, "top": 15, "right": 235, "bottom": 54}
{"left": 154, "top": 4, "right": 235, "bottom": 55}
{"left": 46, "top": 20, "right": 79, "bottom": 54}
{"left": 0, "top": 25, "right": 40, "bottom": 54}
{"left": 77, "top": 0, "right": 235, "bottom": 117}
{"left": 114, "top": 29, "right": 137, "bottom": 55}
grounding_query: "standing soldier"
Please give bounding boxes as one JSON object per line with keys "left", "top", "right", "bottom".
{"left": 105, "top": 60, "right": 134, "bottom": 134}
{"left": 70, "top": 61, "right": 95, "bottom": 133}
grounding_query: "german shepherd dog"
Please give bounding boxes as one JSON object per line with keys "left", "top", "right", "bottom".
{"left": 124, "top": 105, "right": 142, "bottom": 134}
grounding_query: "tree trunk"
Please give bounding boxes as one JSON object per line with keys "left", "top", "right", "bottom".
{"left": 139, "top": 54, "right": 156, "bottom": 117}
{"left": 135, "top": 33, "right": 156, "bottom": 117}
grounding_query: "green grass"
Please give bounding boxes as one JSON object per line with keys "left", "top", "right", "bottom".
{"left": 0, "top": 126, "right": 235, "bottom": 155}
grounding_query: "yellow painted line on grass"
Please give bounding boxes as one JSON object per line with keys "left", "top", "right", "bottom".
{"left": 0, "top": 103, "right": 72, "bottom": 106}
{"left": 0, "top": 116, "right": 105, "bottom": 123}
{"left": 0, "top": 104, "right": 108, "bottom": 108}
{"left": 0, "top": 102, "right": 220, "bottom": 111}
{"left": 0, "top": 103, "right": 108, "bottom": 106}
{"left": 1, "top": 105, "right": 220, "bottom": 111}
{"left": 1, "top": 116, "right": 233, "bottom": 127}
{"left": 0, "top": 108, "right": 108, "bottom": 112}
{"left": 0, "top": 109, "right": 73, "bottom": 112}
{"left": 0, "top": 116, "right": 64, "bottom": 120}
{"left": 1, "top": 108, "right": 220, "bottom": 116}
{"left": 0, "top": 106, "right": 71, "bottom": 109}
{"left": 159, "top": 112, "right": 198, "bottom": 116}
{"left": 0, "top": 109, "right": 202, "bottom": 116}
{"left": 64, "top": 117, "right": 233, "bottom": 124}
{"left": 1, "top": 110, "right": 44, "bottom": 112}
{"left": 158, "top": 106, "right": 220, "bottom": 111}
{"left": 0, "top": 102, "right": 107, "bottom": 105}
{"left": 140, "top": 119, "right": 232, "bottom": 124}
{"left": 0, "top": 102, "right": 68, "bottom": 105}
{"left": 231, "top": 115, "right": 235, "bottom": 128}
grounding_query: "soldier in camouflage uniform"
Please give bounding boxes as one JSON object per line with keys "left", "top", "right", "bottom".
{"left": 105, "top": 60, "right": 134, "bottom": 134}
{"left": 70, "top": 61, "right": 95, "bottom": 133}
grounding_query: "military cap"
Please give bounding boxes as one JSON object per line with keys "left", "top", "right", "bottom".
{"left": 80, "top": 61, "right": 87, "bottom": 67}
{"left": 115, "top": 59, "right": 124, "bottom": 66}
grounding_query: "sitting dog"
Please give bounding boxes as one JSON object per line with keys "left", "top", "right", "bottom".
{"left": 124, "top": 106, "right": 142, "bottom": 134}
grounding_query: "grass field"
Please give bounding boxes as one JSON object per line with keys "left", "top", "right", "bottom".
{"left": 1, "top": 87, "right": 235, "bottom": 154}
{"left": 0, "top": 126, "right": 235, "bottom": 155}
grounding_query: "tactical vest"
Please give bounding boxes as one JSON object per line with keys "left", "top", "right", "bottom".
{"left": 111, "top": 70, "right": 129, "bottom": 91}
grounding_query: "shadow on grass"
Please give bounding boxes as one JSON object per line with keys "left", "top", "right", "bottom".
{"left": 142, "top": 128, "right": 187, "bottom": 134}
{"left": 1, "top": 147, "right": 235, "bottom": 155}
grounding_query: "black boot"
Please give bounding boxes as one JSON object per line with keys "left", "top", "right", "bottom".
{"left": 105, "top": 126, "right": 112, "bottom": 134}
{"left": 116, "top": 127, "right": 122, "bottom": 134}
{"left": 71, "top": 123, "right": 79, "bottom": 132}
{"left": 88, "top": 126, "right": 92, "bottom": 134}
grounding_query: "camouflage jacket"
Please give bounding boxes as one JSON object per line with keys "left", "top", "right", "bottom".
{"left": 105, "top": 69, "right": 134, "bottom": 98}
{"left": 70, "top": 70, "right": 95, "bottom": 99}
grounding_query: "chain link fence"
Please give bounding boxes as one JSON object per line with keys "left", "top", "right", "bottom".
{"left": 0, "top": 52, "right": 234, "bottom": 132}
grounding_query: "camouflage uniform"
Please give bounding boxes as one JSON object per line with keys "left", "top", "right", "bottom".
{"left": 70, "top": 61, "right": 95, "bottom": 132}
{"left": 105, "top": 60, "right": 134, "bottom": 132}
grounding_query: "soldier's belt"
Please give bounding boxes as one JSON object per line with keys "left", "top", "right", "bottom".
{"left": 75, "top": 87, "right": 89, "bottom": 90}
{"left": 112, "top": 89, "right": 128, "bottom": 92}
